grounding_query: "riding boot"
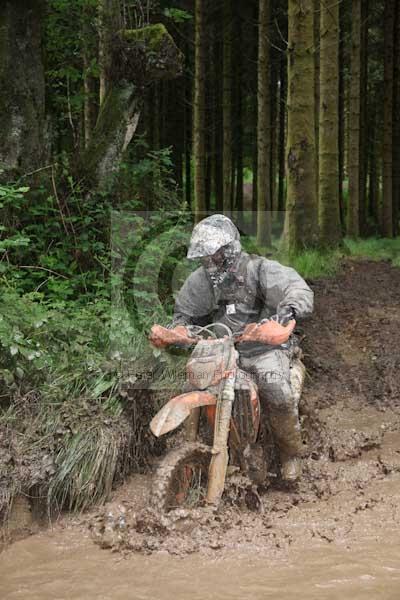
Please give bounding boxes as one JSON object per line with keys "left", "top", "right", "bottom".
{"left": 269, "top": 409, "right": 303, "bottom": 482}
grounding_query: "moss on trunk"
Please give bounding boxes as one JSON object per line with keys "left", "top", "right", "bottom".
{"left": 81, "top": 24, "right": 183, "bottom": 190}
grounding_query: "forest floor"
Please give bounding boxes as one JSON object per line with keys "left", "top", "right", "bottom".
{"left": 5, "top": 258, "right": 400, "bottom": 559}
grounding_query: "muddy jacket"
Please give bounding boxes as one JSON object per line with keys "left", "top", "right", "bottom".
{"left": 173, "top": 252, "right": 313, "bottom": 355}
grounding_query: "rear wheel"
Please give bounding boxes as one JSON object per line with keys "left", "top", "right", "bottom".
{"left": 151, "top": 443, "right": 212, "bottom": 512}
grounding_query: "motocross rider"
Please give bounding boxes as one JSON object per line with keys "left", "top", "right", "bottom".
{"left": 170, "top": 214, "right": 314, "bottom": 482}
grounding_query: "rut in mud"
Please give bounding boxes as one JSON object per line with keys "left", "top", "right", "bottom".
{"left": 78, "top": 260, "right": 400, "bottom": 555}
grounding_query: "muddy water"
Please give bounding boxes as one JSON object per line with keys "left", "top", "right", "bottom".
{"left": 1, "top": 522, "right": 400, "bottom": 600}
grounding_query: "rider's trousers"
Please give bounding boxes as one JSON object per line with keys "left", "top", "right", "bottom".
{"left": 239, "top": 348, "right": 297, "bottom": 415}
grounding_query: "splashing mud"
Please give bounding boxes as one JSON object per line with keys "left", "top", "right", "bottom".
{"left": 1, "top": 259, "right": 400, "bottom": 598}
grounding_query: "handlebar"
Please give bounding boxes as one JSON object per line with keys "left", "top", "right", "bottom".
{"left": 149, "top": 318, "right": 295, "bottom": 350}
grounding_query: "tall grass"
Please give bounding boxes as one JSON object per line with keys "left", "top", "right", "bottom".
{"left": 282, "top": 248, "right": 343, "bottom": 279}
{"left": 344, "top": 237, "right": 400, "bottom": 265}
{"left": 277, "top": 237, "right": 400, "bottom": 279}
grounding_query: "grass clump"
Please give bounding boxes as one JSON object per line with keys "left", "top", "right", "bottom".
{"left": 344, "top": 237, "right": 400, "bottom": 265}
{"left": 282, "top": 248, "right": 343, "bottom": 279}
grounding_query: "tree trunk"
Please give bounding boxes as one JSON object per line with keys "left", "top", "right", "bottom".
{"left": 81, "top": 25, "right": 183, "bottom": 191}
{"left": 256, "top": 0, "right": 272, "bottom": 247}
{"left": 338, "top": 0, "right": 345, "bottom": 229}
{"left": 211, "top": 13, "right": 223, "bottom": 212}
{"left": 193, "top": 0, "right": 207, "bottom": 218}
{"left": 184, "top": 33, "right": 192, "bottom": 208}
{"left": 278, "top": 52, "right": 287, "bottom": 213}
{"left": 0, "top": 0, "right": 45, "bottom": 176}
{"left": 359, "top": 0, "right": 369, "bottom": 236}
{"left": 392, "top": 0, "right": 400, "bottom": 236}
{"left": 98, "top": 0, "right": 118, "bottom": 106}
{"left": 83, "top": 4, "right": 97, "bottom": 149}
{"left": 368, "top": 98, "right": 379, "bottom": 226}
{"left": 318, "top": 0, "right": 341, "bottom": 247}
{"left": 314, "top": 0, "right": 320, "bottom": 202}
{"left": 270, "top": 59, "right": 278, "bottom": 213}
{"left": 382, "top": 0, "right": 395, "bottom": 237}
{"left": 347, "top": 0, "right": 362, "bottom": 237}
{"left": 168, "top": 78, "right": 184, "bottom": 192}
{"left": 285, "top": 0, "right": 318, "bottom": 253}
{"left": 222, "top": 0, "right": 233, "bottom": 212}
{"left": 234, "top": 11, "right": 244, "bottom": 220}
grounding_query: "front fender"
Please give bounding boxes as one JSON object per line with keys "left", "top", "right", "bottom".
{"left": 150, "top": 391, "right": 217, "bottom": 437}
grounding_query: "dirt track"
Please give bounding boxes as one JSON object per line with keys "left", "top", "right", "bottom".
{"left": 84, "top": 260, "right": 400, "bottom": 555}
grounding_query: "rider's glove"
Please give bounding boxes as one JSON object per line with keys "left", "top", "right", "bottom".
{"left": 238, "top": 319, "right": 296, "bottom": 346}
{"left": 276, "top": 306, "right": 297, "bottom": 325}
{"left": 149, "top": 324, "right": 197, "bottom": 348}
{"left": 262, "top": 307, "right": 296, "bottom": 326}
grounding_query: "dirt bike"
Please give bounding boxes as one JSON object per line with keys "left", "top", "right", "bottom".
{"left": 148, "top": 321, "right": 305, "bottom": 512}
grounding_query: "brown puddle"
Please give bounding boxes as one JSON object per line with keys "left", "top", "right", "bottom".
{"left": 1, "top": 518, "right": 400, "bottom": 600}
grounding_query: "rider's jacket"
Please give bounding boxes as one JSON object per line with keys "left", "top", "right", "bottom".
{"left": 172, "top": 252, "right": 314, "bottom": 355}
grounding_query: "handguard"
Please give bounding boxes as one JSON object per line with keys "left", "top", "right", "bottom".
{"left": 237, "top": 319, "right": 296, "bottom": 346}
{"left": 149, "top": 324, "right": 196, "bottom": 348}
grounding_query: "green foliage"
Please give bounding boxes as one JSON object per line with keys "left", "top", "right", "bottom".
{"left": 45, "top": 0, "right": 98, "bottom": 146}
{"left": 277, "top": 238, "right": 400, "bottom": 280}
{"left": 119, "top": 142, "right": 179, "bottom": 209}
{"left": 0, "top": 289, "right": 111, "bottom": 400}
{"left": 344, "top": 237, "right": 400, "bottom": 266}
{"left": 282, "top": 248, "right": 342, "bottom": 279}
{"left": 0, "top": 144, "right": 186, "bottom": 515}
{"left": 163, "top": 7, "right": 193, "bottom": 23}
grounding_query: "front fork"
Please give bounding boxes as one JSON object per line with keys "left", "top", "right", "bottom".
{"left": 206, "top": 375, "right": 235, "bottom": 505}
{"left": 184, "top": 406, "right": 201, "bottom": 442}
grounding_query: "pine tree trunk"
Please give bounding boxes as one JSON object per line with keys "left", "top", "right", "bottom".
{"left": 256, "top": 0, "right": 272, "bottom": 247}
{"left": 285, "top": 0, "right": 318, "bottom": 253}
{"left": 222, "top": 0, "right": 233, "bottom": 212}
{"left": 368, "top": 98, "right": 379, "bottom": 225}
{"left": 318, "top": 0, "right": 341, "bottom": 247}
{"left": 98, "top": 0, "right": 117, "bottom": 106}
{"left": 278, "top": 52, "right": 287, "bottom": 213}
{"left": 184, "top": 34, "right": 192, "bottom": 208}
{"left": 83, "top": 5, "right": 97, "bottom": 149}
{"left": 359, "top": 0, "right": 369, "bottom": 236}
{"left": 314, "top": 0, "right": 320, "bottom": 202}
{"left": 270, "top": 60, "right": 278, "bottom": 213}
{"left": 193, "top": 0, "right": 207, "bottom": 217}
{"left": 338, "top": 1, "right": 345, "bottom": 229}
{"left": 392, "top": 0, "right": 400, "bottom": 236}
{"left": 0, "top": 0, "right": 46, "bottom": 176}
{"left": 211, "top": 19, "right": 222, "bottom": 213}
{"left": 168, "top": 79, "right": 184, "bottom": 192}
{"left": 382, "top": 0, "right": 395, "bottom": 237}
{"left": 234, "top": 11, "right": 244, "bottom": 219}
{"left": 347, "top": 0, "right": 362, "bottom": 237}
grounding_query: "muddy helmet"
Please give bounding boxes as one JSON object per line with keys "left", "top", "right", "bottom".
{"left": 187, "top": 214, "right": 241, "bottom": 260}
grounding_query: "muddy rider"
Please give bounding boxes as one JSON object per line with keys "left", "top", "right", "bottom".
{"left": 168, "top": 214, "right": 313, "bottom": 482}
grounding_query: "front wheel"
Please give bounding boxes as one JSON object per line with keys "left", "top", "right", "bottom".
{"left": 151, "top": 443, "right": 212, "bottom": 512}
